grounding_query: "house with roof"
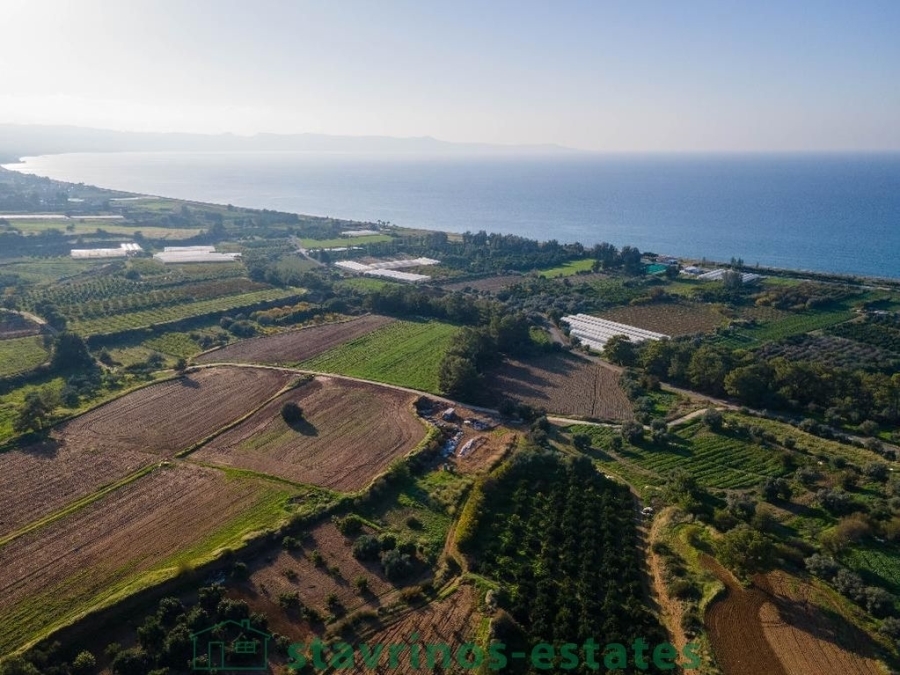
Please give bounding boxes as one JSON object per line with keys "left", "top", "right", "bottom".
{"left": 191, "top": 619, "right": 271, "bottom": 671}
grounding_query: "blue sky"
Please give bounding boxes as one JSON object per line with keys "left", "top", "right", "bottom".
{"left": 1, "top": 0, "right": 898, "bottom": 151}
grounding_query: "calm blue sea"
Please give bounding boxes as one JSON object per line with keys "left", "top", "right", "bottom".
{"left": 5, "top": 151, "right": 900, "bottom": 279}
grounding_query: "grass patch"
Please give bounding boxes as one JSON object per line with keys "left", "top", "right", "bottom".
{"left": 0, "top": 336, "right": 49, "bottom": 377}
{"left": 538, "top": 258, "right": 595, "bottom": 278}
{"left": 298, "top": 235, "right": 393, "bottom": 248}
{"left": 299, "top": 319, "right": 460, "bottom": 393}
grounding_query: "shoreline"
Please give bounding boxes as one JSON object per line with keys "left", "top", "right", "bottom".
{"left": 1, "top": 161, "right": 899, "bottom": 285}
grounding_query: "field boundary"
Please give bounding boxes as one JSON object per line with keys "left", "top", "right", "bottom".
{"left": 0, "top": 463, "right": 158, "bottom": 549}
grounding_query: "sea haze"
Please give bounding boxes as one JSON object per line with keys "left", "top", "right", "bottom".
{"left": 6, "top": 151, "right": 900, "bottom": 279}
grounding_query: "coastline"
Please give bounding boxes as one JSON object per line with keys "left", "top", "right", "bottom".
{"left": 2, "top": 155, "right": 900, "bottom": 284}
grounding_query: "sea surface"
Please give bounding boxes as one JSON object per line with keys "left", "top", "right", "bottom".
{"left": 5, "top": 151, "right": 900, "bottom": 279}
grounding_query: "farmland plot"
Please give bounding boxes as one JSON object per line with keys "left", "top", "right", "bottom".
{"left": 196, "top": 315, "right": 394, "bottom": 365}
{"left": 491, "top": 352, "right": 634, "bottom": 421}
{"left": 194, "top": 377, "right": 427, "bottom": 491}
{"left": 0, "top": 311, "right": 41, "bottom": 339}
{"left": 0, "top": 442, "right": 155, "bottom": 539}
{"left": 0, "top": 336, "right": 49, "bottom": 377}
{"left": 0, "top": 462, "right": 294, "bottom": 655}
{"left": 300, "top": 320, "right": 460, "bottom": 393}
{"left": 599, "top": 303, "right": 726, "bottom": 336}
{"left": 235, "top": 521, "right": 403, "bottom": 640}
{"left": 58, "top": 366, "right": 294, "bottom": 457}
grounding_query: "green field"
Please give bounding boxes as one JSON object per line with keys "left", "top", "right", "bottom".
{"left": 572, "top": 419, "right": 788, "bottom": 490}
{"left": 538, "top": 258, "right": 595, "bottom": 278}
{"left": 5, "top": 219, "right": 202, "bottom": 240}
{"left": 844, "top": 544, "right": 900, "bottom": 595}
{"left": 298, "top": 234, "right": 393, "bottom": 248}
{"left": 0, "top": 336, "right": 49, "bottom": 377}
{"left": 299, "top": 319, "right": 460, "bottom": 392}
{"left": 717, "top": 308, "right": 855, "bottom": 347}
{"left": 71, "top": 288, "right": 301, "bottom": 336}
{"left": 0, "top": 259, "right": 106, "bottom": 283}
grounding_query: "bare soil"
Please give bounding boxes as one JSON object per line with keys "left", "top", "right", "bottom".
{"left": 0, "top": 440, "right": 155, "bottom": 539}
{"left": 232, "top": 521, "right": 405, "bottom": 641}
{"left": 0, "top": 463, "right": 280, "bottom": 655}
{"left": 0, "top": 311, "right": 41, "bottom": 339}
{"left": 58, "top": 366, "right": 294, "bottom": 457}
{"left": 599, "top": 303, "right": 726, "bottom": 336}
{"left": 702, "top": 556, "right": 884, "bottom": 675}
{"left": 193, "top": 377, "right": 427, "bottom": 491}
{"left": 352, "top": 584, "right": 480, "bottom": 674}
{"left": 195, "top": 315, "right": 395, "bottom": 365}
{"left": 491, "top": 352, "right": 634, "bottom": 421}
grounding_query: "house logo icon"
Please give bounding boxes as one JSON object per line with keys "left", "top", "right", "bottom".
{"left": 190, "top": 618, "right": 271, "bottom": 671}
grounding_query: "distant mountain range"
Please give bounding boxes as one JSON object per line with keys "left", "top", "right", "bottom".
{"left": 0, "top": 124, "right": 578, "bottom": 161}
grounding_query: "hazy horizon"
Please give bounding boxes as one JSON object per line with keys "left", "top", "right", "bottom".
{"left": 1, "top": 1, "right": 899, "bottom": 153}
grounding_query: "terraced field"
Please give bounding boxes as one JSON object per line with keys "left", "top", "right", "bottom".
{"left": 58, "top": 366, "right": 294, "bottom": 457}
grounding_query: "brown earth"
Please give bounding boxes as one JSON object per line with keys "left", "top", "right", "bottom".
{"left": 0, "top": 463, "right": 284, "bottom": 655}
{"left": 0, "top": 440, "right": 155, "bottom": 539}
{"left": 491, "top": 352, "right": 634, "bottom": 421}
{"left": 232, "top": 521, "right": 406, "bottom": 641}
{"left": 599, "top": 303, "right": 726, "bottom": 336}
{"left": 702, "top": 556, "right": 884, "bottom": 675}
{"left": 755, "top": 571, "right": 884, "bottom": 675}
{"left": 345, "top": 584, "right": 481, "bottom": 674}
{"left": 58, "top": 366, "right": 294, "bottom": 457}
{"left": 195, "top": 315, "right": 395, "bottom": 365}
{"left": 193, "top": 377, "right": 427, "bottom": 491}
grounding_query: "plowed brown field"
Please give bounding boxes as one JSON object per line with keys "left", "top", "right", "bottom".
{"left": 703, "top": 556, "right": 884, "bottom": 675}
{"left": 491, "top": 353, "right": 634, "bottom": 420}
{"left": 234, "top": 521, "right": 401, "bottom": 640}
{"left": 0, "top": 441, "right": 154, "bottom": 539}
{"left": 195, "top": 315, "right": 394, "bottom": 365}
{"left": 58, "top": 366, "right": 293, "bottom": 457}
{"left": 599, "top": 303, "right": 726, "bottom": 336}
{"left": 354, "top": 585, "right": 480, "bottom": 674}
{"left": 0, "top": 462, "right": 289, "bottom": 655}
{"left": 193, "top": 377, "right": 426, "bottom": 491}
